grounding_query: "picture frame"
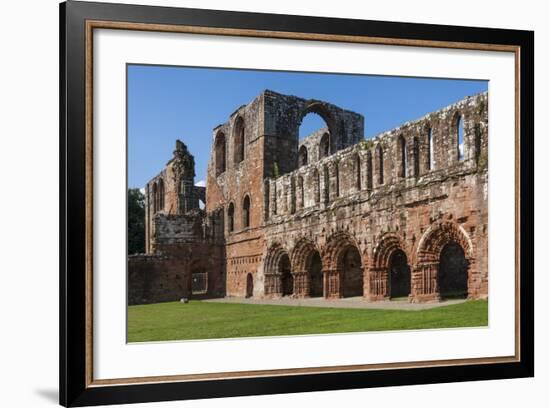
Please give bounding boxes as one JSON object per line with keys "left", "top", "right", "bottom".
{"left": 59, "top": 0, "right": 534, "bottom": 406}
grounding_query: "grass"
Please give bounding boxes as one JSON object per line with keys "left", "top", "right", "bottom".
{"left": 127, "top": 299, "right": 488, "bottom": 342}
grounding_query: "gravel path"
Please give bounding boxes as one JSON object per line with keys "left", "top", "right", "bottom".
{"left": 203, "top": 296, "right": 467, "bottom": 311}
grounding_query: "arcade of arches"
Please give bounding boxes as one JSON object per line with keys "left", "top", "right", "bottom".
{"left": 263, "top": 223, "right": 473, "bottom": 302}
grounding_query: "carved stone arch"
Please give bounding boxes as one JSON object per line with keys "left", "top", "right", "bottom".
{"left": 263, "top": 243, "right": 292, "bottom": 297}
{"left": 322, "top": 232, "right": 363, "bottom": 298}
{"left": 290, "top": 237, "right": 323, "bottom": 297}
{"left": 367, "top": 233, "right": 409, "bottom": 300}
{"left": 415, "top": 222, "right": 474, "bottom": 265}
{"left": 322, "top": 231, "right": 362, "bottom": 270}
{"left": 299, "top": 102, "right": 335, "bottom": 132}
{"left": 412, "top": 222, "right": 474, "bottom": 302}
{"left": 297, "top": 102, "right": 337, "bottom": 151}
{"left": 291, "top": 237, "right": 320, "bottom": 273}
{"left": 372, "top": 232, "right": 407, "bottom": 270}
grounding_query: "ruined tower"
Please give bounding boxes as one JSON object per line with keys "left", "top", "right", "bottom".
{"left": 171, "top": 140, "right": 199, "bottom": 214}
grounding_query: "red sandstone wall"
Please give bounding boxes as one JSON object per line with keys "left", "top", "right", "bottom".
{"left": 133, "top": 90, "right": 488, "bottom": 304}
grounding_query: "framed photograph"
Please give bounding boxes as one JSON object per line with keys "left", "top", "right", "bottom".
{"left": 60, "top": 0, "right": 534, "bottom": 406}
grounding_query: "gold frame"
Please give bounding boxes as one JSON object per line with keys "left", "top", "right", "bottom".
{"left": 84, "top": 20, "right": 522, "bottom": 388}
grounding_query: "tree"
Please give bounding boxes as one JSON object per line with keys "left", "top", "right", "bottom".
{"left": 128, "top": 188, "right": 145, "bottom": 254}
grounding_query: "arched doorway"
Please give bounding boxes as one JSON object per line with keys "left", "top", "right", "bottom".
{"left": 309, "top": 251, "right": 323, "bottom": 297}
{"left": 279, "top": 254, "right": 293, "bottom": 296}
{"left": 245, "top": 273, "right": 254, "bottom": 298}
{"left": 414, "top": 223, "right": 473, "bottom": 302}
{"left": 439, "top": 242, "right": 469, "bottom": 299}
{"left": 341, "top": 246, "right": 363, "bottom": 297}
{"left": 389, "top": 249, "right": 411, "bottom": 299}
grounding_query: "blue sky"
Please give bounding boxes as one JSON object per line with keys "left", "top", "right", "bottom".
{"left": 128, "top": 65, "right": 487, "bottom": 188}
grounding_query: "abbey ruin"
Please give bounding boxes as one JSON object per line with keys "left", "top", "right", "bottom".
{"left": 128, "top": 90, "right": 488, "bottom": 305}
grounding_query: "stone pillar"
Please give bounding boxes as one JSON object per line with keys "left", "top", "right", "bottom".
{"left": 264, "top": 274, "right": 283, "bottom": 298}
{"left": 321, "top": 166, "right": 330, "bottom": 207}
{"left": 410, "top": 262, "right": 440, "bottom": 303}
{"left": 329, "top": 163, "right": 339, "bottom": 202}
{"left": 292, "top": 271, "right": 309, "bottom": 298}
{"left": 296, "top": 179, "right": 304, "bottom": 210}
{"left": 323, "top": 269, "right": 342, "bottom": 299}
{"left": 365, "top": 267, "right": 389, "bottom": 301}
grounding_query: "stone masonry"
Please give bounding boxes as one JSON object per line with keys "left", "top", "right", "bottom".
{"left": 129, "top": 89, "right": 488, "bottom": 305}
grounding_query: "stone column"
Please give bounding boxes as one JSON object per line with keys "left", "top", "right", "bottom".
{"left": 292, "top": 271, "right": 309, "bottom": 298}
{"left": 323, "top": 269, "right": 343, "bottom": 299}
{"left": 365, "top": 267, "right": 389, "bottom": 301}
{"left": 264, "top": 274, "right": 283, "bottom": 298}
{"left": 410, "top": 262, "right": 440, "bottom": 303}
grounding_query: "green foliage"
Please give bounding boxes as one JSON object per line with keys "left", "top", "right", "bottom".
{"left": 128, "top": 299, "right": 488, "bottom": 342}
{"left": 359, "top": 139, "right": 374, "bottom": 150}
{"left": 477, "top": 152, "right": 488, "bottom": 171}
{"left": 128, "top": 188, "right": 145, "bottom": 255}
{"left": 273, "top": 161, "right": 280, "bottom": 178}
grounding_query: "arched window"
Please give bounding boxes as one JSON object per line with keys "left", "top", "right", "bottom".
{"left": 427, "top": 128, "right": 434, "bottom": 170}
{"left": 227, "top": 202, "right": 234, "bottom": 232}
{"left": 152, "top": 183, "right": 158, "bottom": 213}
{"left": 413, "top": 137, "right": 420, "bottom": 178}
{"left": 298, "top": 145, "right": 308, "bottom": 167}
{"left": 158, "top": 178, "right": 165, "bottom": 211}
{"left": 366, "top": 151, "right": 373, "bottom": 191}
{"left": 323, "top": 165, "right": 330, "bottom": 203}
{"left": 355, "top": 154, "right": 361, "bottom": 190}
{"left": 319, "top": 132, "right": 330, "bottom": 159}
{"left": 456, "top": 115, "right": 465, "bottom": 161}
{"left": 233, "top": 116, "right": 245, "bottom": 165}
{"left": 313, "top": 168, "right": 320, "bottom": 204}
{"left": 377, "top": 145, "right": 384, "bottom": 185}
{"left": 215, "top": 131, "right": 226, "bottom": 176}
{"left": 398, "top": 135, "right": 407, "bottom": 178}
{"left": 242, "top": 195, "right": 251, "bottom": 228}
{"left": 297, "top": 176, "right": 304, "bottom": 209}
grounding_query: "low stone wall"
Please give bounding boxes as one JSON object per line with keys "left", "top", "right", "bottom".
{"left": 128, "top": 242, "right": 225, "bottom": 305}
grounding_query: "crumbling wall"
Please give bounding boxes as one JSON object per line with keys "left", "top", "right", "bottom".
{"left": 135, "top": 89, "right": 488, "bottom": 304}
{"left": 128, "top": 243, "right": 225, "bottom": 305}
{"left": 262, "top": 92, "right": 488, "bottom": 302}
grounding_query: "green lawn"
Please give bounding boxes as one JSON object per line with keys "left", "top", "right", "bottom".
{"left": 127, "top": 299, "right": 488, "bottom": 342}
